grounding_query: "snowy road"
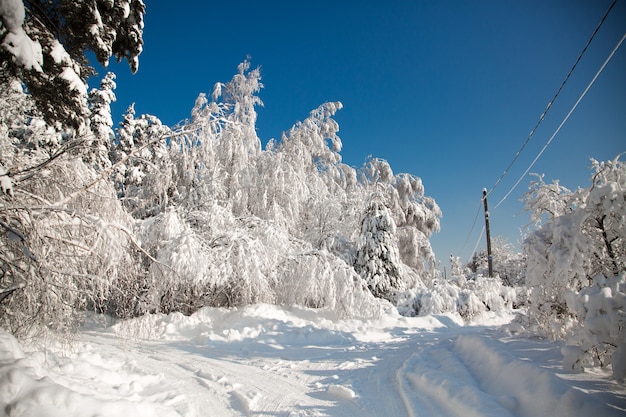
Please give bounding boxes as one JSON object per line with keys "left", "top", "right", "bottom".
{"left": 2, "top": 305, "right": 625, "bottom": 416}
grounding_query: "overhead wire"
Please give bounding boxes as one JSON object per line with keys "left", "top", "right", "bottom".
{"left": 455, "top": 0, "right": 620, "bottom": 259}
{"left": 485, "top": 0, "right": 617, "bottom": 199}
{"left": 457, "top": 199, "right": 483, "bottom": 258}
{"left": 494, "top": 29, "right": 626, "bottom": 210}
{"left": 468, "top": 225, "right": 486, "bottom": 264}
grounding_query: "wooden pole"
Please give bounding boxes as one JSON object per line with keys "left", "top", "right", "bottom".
{"left": 482, "top": 189, "right": 494, "bottom": 278}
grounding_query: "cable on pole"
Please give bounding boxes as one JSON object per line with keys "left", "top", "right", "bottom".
{"left": 485, "top": 0, "right": 617, "bottom": 199}
{"left": 453, "top": 0, "right": 618, "bottom": 262}
{"left": 457, "top": 198, "right": 484, "bottom": 259}
{"left": 468, "top": 224, "right": 486, "bottom": 264}
{"left": 494, "top": 30, "right": 626, "bottom": 210}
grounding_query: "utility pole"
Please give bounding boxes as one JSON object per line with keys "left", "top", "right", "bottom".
{"left": 482, "top": 189, "right": 493, "bottom": 278}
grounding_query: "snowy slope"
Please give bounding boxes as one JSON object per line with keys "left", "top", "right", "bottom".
{"left": 1, "top": 305, "right": 625, "bottom": 417}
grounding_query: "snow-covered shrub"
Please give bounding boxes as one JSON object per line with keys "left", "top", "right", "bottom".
{"left": 411, "top": 279, "right": 461, "bottom": 317}
{"left": 133, "top": 203, "right": 384, "bottom": 319}
{"left": 523, "top": 155, "right": 625, "bottom": 377}
{"left": 524, "top": 156, "right": 625, "bottom": 336}
{"left": 275, "top": 250, "right": 382, "bottom": 319}
{"left": 562, "top": 273, "right": 626, "bottom": 379}
{"left": 135, "top": 206, "right": 275, "bottom": 313}
{"left": 0, "top": 155, "right": 139, "bottom": 336}
{"left": 400, "top": 274, "right": 516, "bottom": 321}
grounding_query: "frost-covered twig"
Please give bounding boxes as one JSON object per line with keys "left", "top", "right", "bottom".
{"left": 52, "top": 128, "right": 194, "bottom": 208}
{"left": 9, "top": 138, "right": 86, "bottom": 181}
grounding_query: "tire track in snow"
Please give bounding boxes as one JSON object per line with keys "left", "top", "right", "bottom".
{"left": 347, "top": 335, "right": 475, "bottom": 417}
{"left": 399, "top": 341, "right": 516, "bottom": 417}
{"left": 75, "top": 315, "right": 625, "bottom": 417}
{"left": 454, "top": 335, "right": 626, "bottom": 417}
{"left": 145, "top": 343, "right": 354, "bottom": 416}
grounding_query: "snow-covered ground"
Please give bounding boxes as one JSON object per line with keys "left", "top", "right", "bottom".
{"left": 1, "top": 304, "right": 625, "bottom": 417}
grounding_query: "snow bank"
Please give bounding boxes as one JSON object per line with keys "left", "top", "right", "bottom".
{"left": 564, "top": 272, "right": 626, "bottom": 379}
{"left": 0, "top": 329, "right": 181, "bottom": 417}
{"left": 111, "top": 303, "right": 455, "bottom": 346}
{"left": 454, "top": 334, "right": 621, "bottom": 417}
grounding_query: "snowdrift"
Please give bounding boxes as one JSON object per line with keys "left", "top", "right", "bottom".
{"left": 1, "top": 305, "right": 624, "bottom": 417}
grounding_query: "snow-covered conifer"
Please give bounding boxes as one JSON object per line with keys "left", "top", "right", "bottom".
{"left": 111, "top": 104, "right": 172, "bottom": 218}
{"left": 354, "top": 192, "right": 403, "bottom": 303}
{"left": 87, "top": 72, "right": 116, "bottom": 169}
{"left": 0, "top": 0, "right": 145, "bottom": 128}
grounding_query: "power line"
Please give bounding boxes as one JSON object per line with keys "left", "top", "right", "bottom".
{"left": 494, "top": 30, "right": 626, "bottom": 210}
{"left": 468, "top": 224, "right": 486, "bottom": 264}
{"left": 457, "top": 0, "right": 619, "bottom": 260}
{"left": 485, "top": 0, "right": 617, "bottom": 199}
{"left": 457, "top": 198, "right": 483, "bottom": 258}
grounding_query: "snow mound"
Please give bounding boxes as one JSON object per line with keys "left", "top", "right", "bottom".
{"left": 454, "top": 334, "right": 621, "bottom": 417}
{"left": 0, "top": 329, "right": 181, "bottom": 417}
{"left": 111, "top": 303, "right": 457, "bottom": 346}
{"left": 2, "top": 305, "right": 623, "bottom": 417}
{"left": 326, "top": 384, "right": 357, "bottom": 400}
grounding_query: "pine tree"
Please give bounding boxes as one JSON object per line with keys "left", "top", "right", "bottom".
{"left": 0, "top": 0, "right": 145, "bottom": 128}
{"left": 87, "top": 72, "right": 116, "bottom": 169}
{"left": 354, "top": 191, "right": 403, "bottom": 303}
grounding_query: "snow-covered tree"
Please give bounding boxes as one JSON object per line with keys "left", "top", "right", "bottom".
{"left": 391, "top": 172, "right": 441, "bottom": 280}
{"left": 119, "top": 63, "right": 385, "bottom": 318}
{"left": 356, "top": 158, "right": 441, "bottom": 288}
{"left": 0, "top": 150, "right": 141, "bottom": 336}
{"left": 523, "top": 155, "right": 626, "bottom": 378}
{"left": 0, "top": 0, "right": 147, "bottom": 334}
{"left": 0, "top": 0, "right": 145, "bottom": 128}
{"left": 263, "top": 101, "right": 347, "bottom": 236}
{"left": 110, "top": 104, "right": 172, "bottom": 218}
{"left": 468, "top": 236, "right": 526, "bottom": 287}
{"left": 354, "top": 191, "right": 403, "bottom": 303}
{"left": 523, "top": 173, "right": 572, "bottom": 225}
{"left": 2, "top": 55, "right": 447, "bottom": 333}
{"left": 87, "top": 72, "right": 116, "bottom": 169}
{"left": 210, "top": 59, "right": 263, "bottom": 214}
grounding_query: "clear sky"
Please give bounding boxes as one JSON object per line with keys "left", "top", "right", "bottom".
{"left": 98, "top": 0, "right": 626, "bottom": 268}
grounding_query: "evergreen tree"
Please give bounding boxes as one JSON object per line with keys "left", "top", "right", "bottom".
{"left": 358, "top": 157, "right": 441, "bottom": 283}
{"left": 0, "top": 0, "right": 145, "bottom": 128}
{"left": 355, "top": 191, "right": 403, "bottom": 303}
{"left": 110, "top": 104, "right": 172, "bottom": 218}
{"left": 87, "top": 72, "right": 116, "bottom": 169}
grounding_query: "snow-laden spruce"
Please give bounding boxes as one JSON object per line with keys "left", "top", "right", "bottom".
{"left": 354, "top": 191, "right": 403, "bottom": 303}
{"left": 0, "top": 0, "right": 145, "bottom": 128}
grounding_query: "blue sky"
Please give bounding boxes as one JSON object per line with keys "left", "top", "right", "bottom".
{"left": 99, "top": 0, "right": 626, "bottom": 268}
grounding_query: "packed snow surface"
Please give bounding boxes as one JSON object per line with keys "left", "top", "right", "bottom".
{"left": 1, "top": 304, "right": 625, "bottom": 416}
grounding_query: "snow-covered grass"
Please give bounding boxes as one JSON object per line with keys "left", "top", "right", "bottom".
{"left": 1, "top": 304, "right": 624, "bottom": 417}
